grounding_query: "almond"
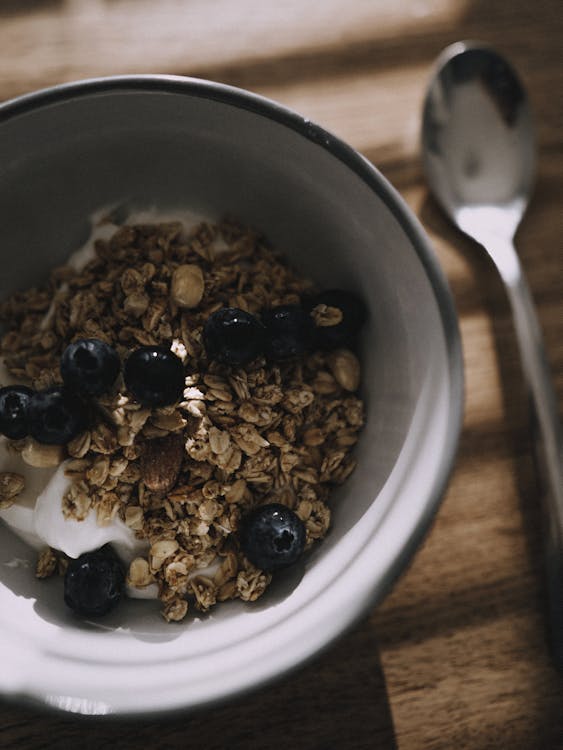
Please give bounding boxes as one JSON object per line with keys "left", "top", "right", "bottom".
{"left": 140, "top": 433, "right": 184, "bottom": 492}
{"left": 327, "top": 349, "right": 361, "bottom": 392}
{"left": 21, "top": 439, "right": 64, "bottom": 468}
{"left": 171, "top": 264, "right": 205, "bottom": 309}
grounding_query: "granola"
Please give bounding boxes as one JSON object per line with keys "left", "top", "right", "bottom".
{"left": 0, "top": 471, "right": 24, "bottom": 509}
{"left": 0, "top": 215, "right": 365, "bottom": 621}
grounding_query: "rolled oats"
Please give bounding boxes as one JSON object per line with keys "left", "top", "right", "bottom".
{"left": 236, "top": 564, "right": 271, "bottom": 602}
{"left": 127, "top": 557, "right": 154, "bottom": 588}
{"left": 86, "top": 455, "right": 110, "bottom": 486}
{"left": 302, "top": 427, "right": 325, "bottom": 447}
{"left": 217, "top": 579, "right": 237, "bottom": 602}
{"left": 0, "top": 471, "right": 25, "bottom": 508}
{"left": 124, "top": 505, "right": 144, "bottom": 530}
{"left": 162, "top": 597, "right": 189, "bottom": 622}
{"left": 62, "top": 482, "right": 92, "bottom": 521}
{"left": 35, "top": 547, "right": 58, "bottom": 578}
{"left": 123, "top": 292, "right": 150, "bottom": 318}
{"left": 208, "top": 426, "right": 231, "bottom": 455}
{"left": 213, "top": 550, "right": 238, "bottom": 586}
{"left": 67, "top": 431, "right": 91, "bottom": 459}
{"left": 311, "top": 303, "right": 343, "bottom": 327}
{"left": 96, "top": 492, "right": 120, "bottom": 526}
{"left": 224, "top": 478, "right": 246, "bottom": 504}
{"left": 150, "top": 539, "right": 180, "bottom": 572}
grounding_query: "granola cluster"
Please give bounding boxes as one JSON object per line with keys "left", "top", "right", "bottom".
{"left": 0, "top": 216, "right": 364, "bottom": 621}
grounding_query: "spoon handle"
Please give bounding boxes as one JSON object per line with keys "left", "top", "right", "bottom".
{"left": 485, "top": 234, "right": 563, "bottom": 670}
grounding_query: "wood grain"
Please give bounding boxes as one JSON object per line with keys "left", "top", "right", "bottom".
{"left": 1, "top": 1, "right": 563, "bottom": 748}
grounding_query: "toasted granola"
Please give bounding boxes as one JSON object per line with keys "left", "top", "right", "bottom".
{"left": 0, "top": 216, "right": 365, "bottom": 621}
{"left": 0, "top": 471, "right": 24, "bottom": 509}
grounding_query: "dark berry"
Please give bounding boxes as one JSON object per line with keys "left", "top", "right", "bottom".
{"left": 305, "top": 289, "right": 367, "bottom": 350}
{"left": 261, "top": 305, "right": 314, "bottom": 361}
{"left": 61, "top": 338, "right": 120, "bottom": 397}
{"left": 64, "top": 545, "right": 125, "bottom": 618}
{"left": 124, "top": 346, "right": 185, "bottom": 407}
{"left": 28, "top": 386, "right": 88, "bottom": 445}
{"left": 203, "top": 307, "right": 265, "bottom": 367}
{"left": 240, "top": 503, "right": 306, "bottom": 572}
{"left": 0, "top": 385, "right": 34, "bottom": 439}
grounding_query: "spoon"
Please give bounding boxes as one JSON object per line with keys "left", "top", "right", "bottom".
{"left": 421, "top": 41, "right": 563, "bottom": 670}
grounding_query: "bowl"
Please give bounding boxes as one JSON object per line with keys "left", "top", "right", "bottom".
{"left": 0, "top": 76, "right": 463, "bottom": 716}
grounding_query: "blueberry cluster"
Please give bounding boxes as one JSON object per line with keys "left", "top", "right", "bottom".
{"left": 62, "top": 499, "right": 307, "bottom": 618}
{"left": 0, "top": 339, "right": 185, "bottom": 445}
{"left": 203, "top": 288, "right": 366, "bottom": 367}
{"left": 0, "top": 383, "right": 90, "bottom": 446}
{"left": 62, "top": 501, "right": 307, "bottom": 619}
{"left": 1, "top": 289, "right": 364, "bottom": 444}
{"left": 2, "top": 287, "right": 366, "bottom": 619}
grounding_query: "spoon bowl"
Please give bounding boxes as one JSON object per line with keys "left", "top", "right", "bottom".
{"left": 422, "top": 41, "right": 563, "bottom": 671}
{"left": 422, "top": 41, "right": 535, "bottom": 242}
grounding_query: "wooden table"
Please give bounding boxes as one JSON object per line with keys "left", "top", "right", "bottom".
{"left": 1, "top": 1, "right": 562, "bottom": 747}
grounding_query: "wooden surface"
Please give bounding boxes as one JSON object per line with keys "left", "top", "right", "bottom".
{"left": 1, "top": 1, "right": 563, "bottom": 748}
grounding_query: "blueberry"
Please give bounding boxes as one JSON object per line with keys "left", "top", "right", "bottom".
{"left": 261, "top": 305, "right": 314, "bottom": 362}
{"left": 28, "top": 386, "right": 88, "bottom": 445}
{"left": 203, "top": 307, "right": 265, "bottom": 367}
{"left": 305, "top": 289, "right": 367, "bottom": 350}
{"left": 0, "top": 385, "right": 34, "bottom": 439}
{"left": 64, "top": 545, "right": 125, "bottom": 618}
{"left": 124, "top": 346, "right": 185, "bottom": 407}
{"left": 61, "top": 338, "right": 120, "bottom": 397}
{"left": 240, "top": 503, "right": 306, "bottom": 571}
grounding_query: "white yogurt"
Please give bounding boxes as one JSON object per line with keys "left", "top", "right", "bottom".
{"left": 33, "top": 463, "right": 149, "bottom": 562}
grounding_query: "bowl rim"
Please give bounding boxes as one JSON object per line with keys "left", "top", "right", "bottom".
{"left": 0, "top": 74, "right": 464, "bottom": 716}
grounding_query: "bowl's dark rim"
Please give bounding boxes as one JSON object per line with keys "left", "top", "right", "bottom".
{"left": 0, "top": 75, "right": 465, "bottom": 714}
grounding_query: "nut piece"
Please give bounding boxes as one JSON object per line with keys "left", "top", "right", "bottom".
{"left": 171, "top": 264, "right": 205, "bottom": 309}
{"left": 21, "top": 439, "right": 64, "bottom": 468}
{"left": 327, "top": 349, "right": 361, "bottom": 392}
{"left": 127, "top": 557, "right": 154, "bottom": 588}
{"left": 140, "top": 433, "right": 184, "bottom": 492}
{"left": 0, "top": 471, "right": 25, "bottom": 508}
{"left": 311, "top": 304, "right": 343, "bottom": 327}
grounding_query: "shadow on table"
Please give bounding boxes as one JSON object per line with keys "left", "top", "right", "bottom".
{"left": 418, "top": 183, "right": 563, "bottom": 747}
{"left": 0, "top": 0, "right": 63, "bottom": 18}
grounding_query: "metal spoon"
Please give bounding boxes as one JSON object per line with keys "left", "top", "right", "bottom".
{"left": 421, "top": 41, "right": 563, "bottom": 670}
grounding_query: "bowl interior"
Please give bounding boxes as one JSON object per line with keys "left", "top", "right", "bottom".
{"left": 0, "top": 80, "right": 461, "bottom": 714}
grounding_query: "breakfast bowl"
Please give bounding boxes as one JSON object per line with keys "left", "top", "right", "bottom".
{"left": 0, "top": 76, "right": 463, "bottom": 716}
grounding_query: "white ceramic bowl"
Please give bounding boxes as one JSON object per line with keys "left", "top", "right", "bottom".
{"left": 0, "top": 76, "right": 463, "bottom": 716}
